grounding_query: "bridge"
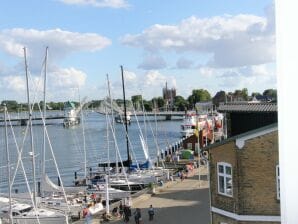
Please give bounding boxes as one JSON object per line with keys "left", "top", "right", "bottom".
{"left": 96, "top": 110, "right": 186, "bottom": 120}
{"left": 0, "top": 113, "right": 66, "bottom": 126}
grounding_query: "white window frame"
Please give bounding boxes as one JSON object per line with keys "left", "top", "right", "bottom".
{"left": 276, "top": 164, "right": 280, "bottom": 200}
{"left": 217, "top": 162, "right": 233, "bottom": 197}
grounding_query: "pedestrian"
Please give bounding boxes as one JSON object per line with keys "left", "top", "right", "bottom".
{"left": 134, "top": 208, "right": 141, "bottom": 224}
{"left": 119, "top": 201, "right": 124, "bottom": 218}
{"left": 83, "top": 204, "right": 92, "bottom": 224}
{"left": 180, "top": 172, "right": 184, "bottom": 181}
{"left": 90, "top": 193, "right": 96, "bottom": 202}
{"left": 148, "top": 205, "right": 154, "bottom": 221}
{"left": 123, "top": 205, "right": 130, "bottom": 223}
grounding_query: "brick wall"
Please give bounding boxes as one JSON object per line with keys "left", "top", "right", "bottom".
{"left": 237, "top": 131, "right": 280, "bottom": 215}
{"left": 209, "top": 141, "right": 239, "bottom": 213}
{"left": 212, "top": 212, "right": 238, "bottom": 224}
{"left": 209, "top": 130, "right": 280, "bottom": 223}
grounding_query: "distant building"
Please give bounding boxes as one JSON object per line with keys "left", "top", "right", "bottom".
{"left": 251, "top": 95, "right": 274, "bottom": 103}
{"left": 162, "top": 82, "right": 176, "bottom": 111}
{"left": 207, "top": 123, "right": 280, "bottom": 224}
{"left": 195, "top": 101, "right": 213, "bottom": 112}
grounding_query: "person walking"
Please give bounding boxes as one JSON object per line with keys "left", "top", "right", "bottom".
{"left": 119, "top": 201, "right": 124, "bottom": 218}
{"left": 83, "top": 204, "right": 92, "bottom": 224}
{"left": 148, "top": 205, "right": 154, "bottom": 221}
{"left": 123, "top": 205, "right": 130, "bottom": 223}
{"left": 134, "top": 208, "right": 142, "bottom": 224}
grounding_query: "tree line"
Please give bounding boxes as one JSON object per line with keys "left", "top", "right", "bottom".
{"left": 1, "top": 88, "right": 277, "bottom": 112}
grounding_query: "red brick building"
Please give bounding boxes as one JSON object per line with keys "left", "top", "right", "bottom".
{"left": 207, "top": 123, "right": 280, "bottom": 224}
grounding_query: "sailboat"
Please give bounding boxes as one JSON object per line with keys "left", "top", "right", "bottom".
{"left": 3, "top": 47, "right": 70, "bottom": 223}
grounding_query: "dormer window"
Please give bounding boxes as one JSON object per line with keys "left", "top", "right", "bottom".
{"left": 217, "top": 162, "right": 233, "bottom": 197}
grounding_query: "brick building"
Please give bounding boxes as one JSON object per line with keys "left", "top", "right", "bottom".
{"left": 206, "top": 123, "right": 280, "bottom": 224}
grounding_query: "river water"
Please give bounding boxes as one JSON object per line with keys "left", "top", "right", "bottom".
{"left": 0, "top": 111, "right": 182, "bottom": 193}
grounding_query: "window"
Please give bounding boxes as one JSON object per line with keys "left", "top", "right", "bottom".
{"left": 217, "top": 162, "right": 233, "bottom": 197}
{"left": 276, "top": 165, "right": 280, "bottom": 200}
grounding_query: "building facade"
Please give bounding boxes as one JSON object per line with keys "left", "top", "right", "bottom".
{"left": 218, "top": 102, "right": 277, "bottom": 137}
{"left": 162, "top": 82, "right": 176, "bottom": 111}
{"left": 207, "top": 124, "right": 280, "bottom": 224}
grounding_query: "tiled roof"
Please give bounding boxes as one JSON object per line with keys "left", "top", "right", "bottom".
{"left": 217, "top": 102, "right": 277, "bottom": 112}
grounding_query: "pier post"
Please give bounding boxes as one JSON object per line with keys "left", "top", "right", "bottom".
{"left": 37, "top": 182, "right": 41, "bottom": 197}
{"left": 20, "top": 119, "right": 27, "bottom": 126}
{"left": 165, "top": 115, "right": 171, "bottom": 120}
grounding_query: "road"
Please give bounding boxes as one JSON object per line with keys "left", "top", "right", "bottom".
{"left": 109, "top": 166, "right": 211, "bottom": 224}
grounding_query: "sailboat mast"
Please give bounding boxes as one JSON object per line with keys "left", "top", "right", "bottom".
{"left": 120, "top": 65, "right": 131, "bottom": 167}
{"left": 42, "top": 46, "right": 48, "bottom": 197}
{"left": 24, "top": 47, "right": 37, "bottom": 207}
{"left": 4, "top": 105, "right": 13, "bottom": 223}
{"left": 106, "top": 74, "right": 115, "bottom": 174}
{"left": 77, "top": 87, "right": 87, "bottom": 178}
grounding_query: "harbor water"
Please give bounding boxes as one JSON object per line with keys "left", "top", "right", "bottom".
{"left": 0, "top": 111, "right": 182, "bottom": 193}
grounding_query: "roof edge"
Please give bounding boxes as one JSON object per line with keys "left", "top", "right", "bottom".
{"left": 203, "top": 123, "right": 278, "bottom": 151}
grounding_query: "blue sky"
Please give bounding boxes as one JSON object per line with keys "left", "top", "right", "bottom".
{"left": 0, "top": 0, "right": 276, "bottom": 102}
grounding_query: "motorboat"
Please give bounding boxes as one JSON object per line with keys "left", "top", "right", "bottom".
{"left": 1, "top": 202, "right": 69, "bottom": 224}
{"left": 180, "top": 111, "right": 197, "bottom": 137}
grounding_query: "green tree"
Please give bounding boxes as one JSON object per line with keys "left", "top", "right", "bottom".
{"left": 173, "top": 95, "right": 188, "bottom": 111}
{"left": 131, "top": 95, "right": 142, "bottom": 110}
{"left": 232, "top": 88, "right": 248, "bottom": 101}
{"left": 143, "top": 100, "right": 153, "bottom": 111}
{"left": 212, "top": 90, "right": 226, "bottom": 106}
{"left": 88, "top": 100, "right": 102, "bottom": 109}
{"left": 187, "top": 89, "right": 211, "bottom": 109}
{"left": 1, "top": 100, "right": 18, "bottom": 111}
{"left": 263, "top": 89, "right": 277, "bottom": 100}
{"left": 251, "top": 92, "right": 261, "bottom": 97}
{"left": 241, "top": 88, "right": 248, "bottom": 100}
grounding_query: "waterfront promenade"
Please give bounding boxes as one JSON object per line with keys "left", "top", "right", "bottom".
{"left": 75, "top": 165, "right": 210, "bottom": 224}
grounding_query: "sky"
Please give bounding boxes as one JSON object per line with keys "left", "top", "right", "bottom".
{"left": 0, "top": 0, "right": 276, "bottom": 102}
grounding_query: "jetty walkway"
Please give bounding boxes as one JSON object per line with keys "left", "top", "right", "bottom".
{"left": 74, "top": 165, "right": 211, "bottom": 224}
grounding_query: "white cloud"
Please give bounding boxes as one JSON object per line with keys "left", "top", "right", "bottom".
{"left": 0, "top": 28, "right": 110, "bottom": 101}
{"left": 49, "top": 67, "right": 87, "bottom": 88}
{"left": 0, "top": 28, "right": 111, "bottom": 66}
{"left": 124, "top": 70, "right": 136, "bottom": 81}
{"left": 250, "top": 64, "right": 269, "bottom": 76}
{"left": 199, "top": 67, "right": 214, "bottom": 77}
{"left": 138, "top": 55, "right": 167, "bottom": 70}
{"left": 59, "top": 0, "right": 129, "bottom": 8}
{"left": 122, "top": 9, "right": 275, "bottom": 68}
{"left": 0, "top": 67, "right": 87, "bottom": 101}
{"left": 217, "top": 64, "right": 276, "bottom": 93}
{"left": 1, "top": 76, "right": 26, "bottom": 92}
{"left": 144, "top": 70, "right": 166, "bottom": 86}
